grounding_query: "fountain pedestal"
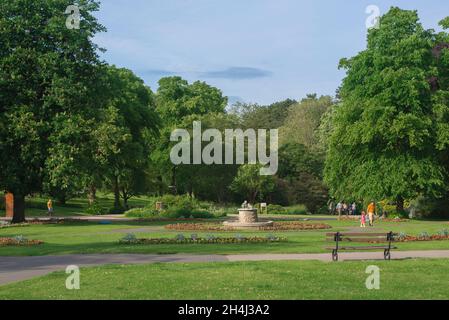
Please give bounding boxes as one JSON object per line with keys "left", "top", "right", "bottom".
{"left": 223, "top": 208, "right": 273, "bottom": 229}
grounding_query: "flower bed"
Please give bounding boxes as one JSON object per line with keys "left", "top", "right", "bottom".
{"left": 0, "top": 236, "right": 43, "bottom": 246}
{"left": 119, "top": 234, "right": 287, "bottom": 245}
{"left": 165, "top": 223, "right": 233, "bottom": 231}
{"left": 164, "top": 221, "right": 331, "bottom": 231}
{"left": 0, "top": 223, "right": 31, "bottom": 229}
{"left": 259, "top": 222, "right": 331, "bottom": 231}
{"left": 395, "top": 233, "right": 449, "bottom": 242}
{"left": 338, "top": 216, "right": 408, "bottom": 222}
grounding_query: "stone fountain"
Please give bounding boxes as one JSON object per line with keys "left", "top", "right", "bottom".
{"left": 223, "top": 201, "right": 273, "bottom": 229}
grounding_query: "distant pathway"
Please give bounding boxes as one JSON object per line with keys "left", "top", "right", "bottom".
{"left": 2, "top": 250, "right": 449, "bottom": 286}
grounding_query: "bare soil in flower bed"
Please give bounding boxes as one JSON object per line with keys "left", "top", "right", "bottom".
{"left": 0, "top": 237, "right": 43, "bottom": 246}
{"left": 119, "top": 236, "right": 287, "bottom": 245}
{"left": 165, "top": 221, "right": 331, "bottom": 232}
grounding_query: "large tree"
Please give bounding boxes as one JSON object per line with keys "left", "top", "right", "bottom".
{"left": 95, "top": 66, "right": 160, "bottom": 210}
{"left": 0, "top": 0, "right": 105, "bottom": 222}
{"left": 280, "top": 95, "right": 333, "bottom": 148}
{"left": 151, "top": 76, "right": 228, "bottom": 195}
{"left": 324, "top": 8, "right": 449, "bottom": 211}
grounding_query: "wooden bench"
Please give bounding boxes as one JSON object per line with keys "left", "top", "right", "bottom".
{"left": 326, "top": 232, "right": 397, "bottom": 261}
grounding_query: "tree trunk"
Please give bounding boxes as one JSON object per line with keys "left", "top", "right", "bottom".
{"left": 58, "top": 193, "right": 67, "bottom": 205}
{"left": 87, "top": 185, "right": 96, "bottom": 205}
{"left": 12, "top": 194, "right": 26, "bottom": 224}
{"left": 396, "top": 195, "right": 404, "bottom": 212}
{"left": 121, "top": 188, "right": 129, "bottom": 210}
{"left": 113, "top": 175, "right": 121, "bottom": 209}
{"left": 170, "top": 166, "right": 177, "bottom": 195}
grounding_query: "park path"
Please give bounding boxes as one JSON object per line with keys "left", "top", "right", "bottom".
{"left": 2, "top": 250, "right": 449, "bottom": 286}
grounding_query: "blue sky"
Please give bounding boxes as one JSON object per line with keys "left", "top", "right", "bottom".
{"left": 94, "top": 0, "right": 449, "bottom": 105}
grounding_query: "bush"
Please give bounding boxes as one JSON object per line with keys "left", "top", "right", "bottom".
{"left": 150, "top": 194, "right": 197, "bottom": 211}
{"left": 284, "top": 204, "right": 308, "bottom": 215}
{"left": 125, "top": 195, "right": 229, "bottom": 219}
{"left": 267, "top": 204, "right": 286, "bottom": 215}
{"left": 108, "top": 206, "right": 126, "bottom": 215}
{"left": 84, "top": 202, "right": 107, "bottom": 215}
{"left": 124, "top": 207, "right": 158, "bottom": 218}
{"left": 160, "top": 208, "right": 214, "bottom": 219}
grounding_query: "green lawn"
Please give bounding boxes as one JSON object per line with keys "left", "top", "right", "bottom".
{"left": 0, "top": 194, "right": 154, "bottom": 217}
{"left": 1, "top": 259, "right": 448, "bottom": 299}
{"left": 1, "top": 218, "right": 448, "bottom": 256}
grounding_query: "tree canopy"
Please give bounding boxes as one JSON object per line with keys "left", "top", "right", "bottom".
{"left": 324, "top": 7, "right": 449, "bottom": 211}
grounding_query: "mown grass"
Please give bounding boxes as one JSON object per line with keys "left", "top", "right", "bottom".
{"left": 0, "top": 218, "right": 448, "bottom": 256}
{"left": 0, "top": 194, "right": 154, "bottom": 217}
{"left": 0, "top": 259, "right": 448, "bottom": 299}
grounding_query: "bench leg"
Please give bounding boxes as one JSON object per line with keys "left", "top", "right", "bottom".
{"left": 384, "top": 249, "right": 391, "bottom": 260}
{"left": 332, "top": 249, "right": 338, "bottom": 261}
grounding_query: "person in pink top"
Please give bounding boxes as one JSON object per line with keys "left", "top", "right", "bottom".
{"left": 360, "top": 211, "right": 367, "bottom": 228}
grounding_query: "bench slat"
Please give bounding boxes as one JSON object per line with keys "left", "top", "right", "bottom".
{"left": 326, "top": 237, "right": 389, "bottom": 242}
{"left": 325, "top": 232, "right": 394, "bottom": 237}
{"left": 325, "top": 246, "right": 398, "bottom": 250}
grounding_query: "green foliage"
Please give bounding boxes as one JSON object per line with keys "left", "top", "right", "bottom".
{"left": 84, "top": 202, "right": 107, "bottom": 215}
{"left": 124, "top": 195, "right": 228, "bottom": 219}
{"left": 267, "top": 204, "right": 286, "bottom": 215}
{"left": 280, "top": 95, "right": 334, "bottom": 148}
{"left": 230, "top": 164, "right": 275, "bottom": 203}
{"left": 439, "top": 17, "right": 449, "bottom": 29}
{"left": 230, "top": 99, "right": 296, "bottom": 129}
{"left": 156, "top": 76, "right": 227, "bottom": 125}
{"left": 0, "top": 0, "right": 106, "bottom": 222}
{"left": 284, "top": 205, "right": 308, "bottom": 215}
{"left": 325, "top": 7, "right": 449, "bottom": 206}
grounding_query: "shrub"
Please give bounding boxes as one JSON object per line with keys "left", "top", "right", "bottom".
{"left": 418, "top": 231, "right": 430, "bottom": 240}
{"left": 124, "top": 207, "right": 158, "bottom": 218}
{"left": 125, "top": 195, "right": 229, "bottom": 219}
{"left": 84, "top": 202, "right": 107, "bottom": 215}
{"left": 284, "top": 205, "right": 308, "bottom": 215}
{"left": 267, "top": 204, "right": 286, "bottom": 215}
{"left": 108, "top": 206, "right": 126, "bottom": 215}
{"left": 120, "top": 233, "right": 137, "bottom": 243}
{"left": 160, "top": 208, "right": 214, "bottom": 219}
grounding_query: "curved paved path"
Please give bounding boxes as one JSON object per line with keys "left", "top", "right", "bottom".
{"left": 2, "top": 250, "right": 449, "bottom": 286}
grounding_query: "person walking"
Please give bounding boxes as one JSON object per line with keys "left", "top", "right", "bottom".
{"left": 336, "top": 201, "right": 342, "bottom": 217}
{"left": 47, "top": 199, "right": 54, "bottom": 217}
{"left": 328, "top": 199, "right": 336, "bottom": 215}
{"left": 351, "top": 202, "right": 357, "bottom": 215}
{"left": 360, "top": 211, "right": 367, "bottom": 228}
{"left": 342, "top": 202, "right": 348, "bottom": 216}
{"left": 367, "top": 201, "right": 376, "bottom": 226}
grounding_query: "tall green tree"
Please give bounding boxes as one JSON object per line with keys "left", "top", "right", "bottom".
{"left": 280, "top": 95, "right": 333, "bottom": 148}
{"left": 98, "top": 66, "right": 160, "bottom": 210}
{"left": 152, "top": 76, "right": 228, "bottom": 194}
{"left": 0, "top": 0, "right": 105, "bottom": 222}
{"left": 231, "top": 99, "right": 296, "bottom": 130}
{"left": 324, "top": 8, "right": 449, "bottom": 211}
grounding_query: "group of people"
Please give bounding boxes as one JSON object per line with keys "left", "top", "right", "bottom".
{"left": 328, "top": 200, "right": 377, "bottom": 227}
{"left": 335, "top": 201, "right": 357, "bottom": 216}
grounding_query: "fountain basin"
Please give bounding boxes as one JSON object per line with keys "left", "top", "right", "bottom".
{"left": 223, "top": 208, "right": 273, "bottom": 229}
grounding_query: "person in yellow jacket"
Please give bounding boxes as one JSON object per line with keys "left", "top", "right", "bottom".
{"left": 47, "top": 199, "right": 54, "bottom": 217}
{"left": 367, "top": 201, "right": 376, "bottom": 226}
